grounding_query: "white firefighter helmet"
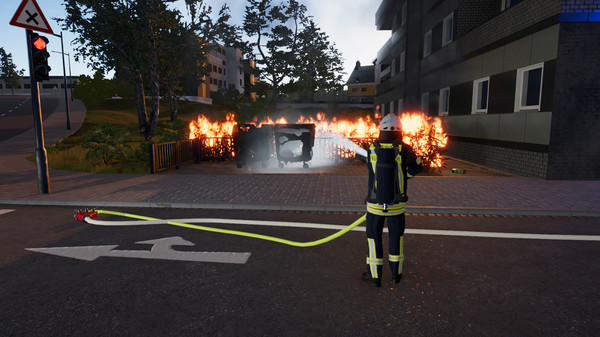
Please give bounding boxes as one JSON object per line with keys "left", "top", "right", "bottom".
{"left": 379, "top": 113, "right": 401, "bottom": 132}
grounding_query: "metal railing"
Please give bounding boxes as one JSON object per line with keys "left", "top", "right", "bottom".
{"left": 149, "top": 137, "right": 234, "bottom": 173}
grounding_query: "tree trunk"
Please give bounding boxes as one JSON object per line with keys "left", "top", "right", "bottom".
{"left": 133, "top": 73, "right": 149, "bottom": 139}
{"left": 147, "top": 55, "right": 160, "bottom": 140}
{"left": 169, "top": 93, "right": 178, "bottom": 121}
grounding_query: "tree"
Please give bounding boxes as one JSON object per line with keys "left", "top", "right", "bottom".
{"left": 0, "top": 48, "right": 24, "bottom": 95}
{"left": 243, "top": 0, "right": 345, "bottom": 104}
{"left": 243, "top": 0, "right": 307, "bottom": 102}
{"left": 159, "top": 2, "right": 241, "bottom": 121}
{"left": 286, "top": 19, "right": 345, "bottom": 102}
{"left": 59, "top": 0, "right": 237, "bottom": 139}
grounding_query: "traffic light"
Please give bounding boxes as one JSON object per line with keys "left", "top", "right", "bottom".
{"left": 30, "top": 33, "right": 50, "bottom": 82}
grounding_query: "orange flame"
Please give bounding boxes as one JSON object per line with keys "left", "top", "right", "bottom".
{"left": 400, "top": 112, "right": 447, "bottom": 168}
{"left": 189, "top": 113, "right": 237, "bottom": 139}
{"left": 188, "top": 111, "right": 447, "bottom": 168}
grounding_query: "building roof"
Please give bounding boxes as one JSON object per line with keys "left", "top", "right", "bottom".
{"left": 346, "top": 64, "right": 375, "bottom": 85}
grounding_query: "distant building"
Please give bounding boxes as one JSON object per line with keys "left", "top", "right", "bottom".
{"left": 374, "top": 0, "right": 600, "bottom": 180}
{"left": 346, "top": 61, "right": 375, "bottom": 104}
{"left": 198, "top": 45, "right": 256, "bottom": 99}
{"left": 0, "top": 76, "right": 76, "bottom": 95}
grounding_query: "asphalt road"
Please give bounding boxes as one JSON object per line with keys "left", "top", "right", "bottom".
{"left": 1, "top": 205, "right": 599, "bottom": 336}
{"left": 0, "top": 96, "right": 59, "bottom": 142}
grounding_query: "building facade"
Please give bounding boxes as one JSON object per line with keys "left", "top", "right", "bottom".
{"left": 0, "top": 76, "right": 76, "bottom": 96}
{"left": 346, "top": 61, "right": 376, "bottom": 104}
{"left": 375, "top": 0, "right": 600, "bottom": 180}
{"left": 198, "top": 45, "right": 256, "bottom": 99}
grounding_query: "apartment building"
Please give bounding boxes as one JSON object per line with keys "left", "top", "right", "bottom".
{"left": 375, "top": 0, "right": 600, "bottom": 179}
{"left": 198, "top": 45, "right": 256, "bottom": 99}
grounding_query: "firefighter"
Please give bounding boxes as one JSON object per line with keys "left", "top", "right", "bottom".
{"left": 362, "top": 113, "right": 422, "bottom": 287}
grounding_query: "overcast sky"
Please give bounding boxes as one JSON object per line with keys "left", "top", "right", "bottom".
{"left": 0, "top": 0, "right": 389, "bottom": 83}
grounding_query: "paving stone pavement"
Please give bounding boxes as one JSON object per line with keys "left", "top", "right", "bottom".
{"left": 1, "top": 97, "right": 599, "bottom": 216}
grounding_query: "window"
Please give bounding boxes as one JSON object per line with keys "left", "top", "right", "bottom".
{"left": 401, "top": 2, "right": 407, "bottom": 26}
{"left": 502, "top": 0, "right": 523, "bottom": 10}
{"left": 400, "top": 51, "right": 405, "bottom": 72}
{"left": 472, "top": 77, "right": 490, "bottom": 114}
{"left": 218, "top": 67, "right": 222, "bottom": 74}
{"left": 421, "top": 92, "right": 430, "bottom": 114}
{"left": 439, "top": 87, "right": 450, "bottom": 116}
{"left": 515, "top": 63, "right": 544, "bottom": 111}
{"left": 361, "top": 87, "right": 367, "bottom": 92}
{"left": 352, "top": 88, "right": 358, "bottom": 92}
{"left": 424, "top": 30, "right": 432, "bottom": 57}
{"left": 442, "top": 12, "right": 454, "bottom": 46}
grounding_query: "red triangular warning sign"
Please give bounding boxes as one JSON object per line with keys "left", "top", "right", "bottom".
{"left": 9, "top": 0, "right": 54, "bottom": 34}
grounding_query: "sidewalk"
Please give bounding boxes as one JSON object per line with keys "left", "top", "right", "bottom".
{"left": 1, "top": 99, "right": 599, "bottom": 217}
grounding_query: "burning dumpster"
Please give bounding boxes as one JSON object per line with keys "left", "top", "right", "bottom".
{"left": 232, "top": 124, "right": 273, "bottom": 168}
{"left": 274, "top": 124, "right": 315, "bottom": 168}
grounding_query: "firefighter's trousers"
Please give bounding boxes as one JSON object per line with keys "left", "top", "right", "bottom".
{"left": 365, "top": 212, "right": 405, "bottom": 279}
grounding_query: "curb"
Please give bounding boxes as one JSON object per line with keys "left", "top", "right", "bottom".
{"left": 1, "top": 199, "right": 599, "bottom": 217}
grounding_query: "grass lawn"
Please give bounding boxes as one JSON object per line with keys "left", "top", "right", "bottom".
{"left": 38, "top": 98, "right": 237, "bottom": 174}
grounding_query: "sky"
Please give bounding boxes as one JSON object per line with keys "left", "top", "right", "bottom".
{"left": 0, "top": 0, "right": 390, "bottom": 84}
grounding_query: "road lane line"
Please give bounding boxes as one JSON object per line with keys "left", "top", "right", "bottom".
{"left": 87, "top": 217, "right": 600, "bottom": 242}
{"left": 0, "top": 209, "right": 16, "bottom": 215}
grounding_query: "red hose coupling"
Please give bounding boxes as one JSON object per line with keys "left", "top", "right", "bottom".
{"left": 75, "top": 208, "right": 98, "bottom": 221}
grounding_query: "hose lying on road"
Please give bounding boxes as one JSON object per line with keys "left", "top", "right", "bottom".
{"left": 85, "top": 209, "right": 367, "bottom": 248}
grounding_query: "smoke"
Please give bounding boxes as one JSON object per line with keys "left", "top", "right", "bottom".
{"left": 316, "top": 132, "right": 368, "bottom": 158}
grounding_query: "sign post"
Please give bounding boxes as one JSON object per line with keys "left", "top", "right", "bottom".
{"left": 10, "top": 0, "right": 54, "bottom": 194}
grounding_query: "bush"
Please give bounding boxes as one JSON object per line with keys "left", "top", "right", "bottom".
{"left": 73, "top": 70, "right": 135, "bottom": 106}
{"left": 82, "top": 123, "right": 131, "bottom": 165}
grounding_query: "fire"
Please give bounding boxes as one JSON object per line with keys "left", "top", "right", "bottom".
{"left": 189, "top": 113, "right": 237, "bottom": 139}
{"left": 187, "top": 111, "right": 447, "bottom": 168}
{"left": 297, "top": 112, "right": 379, "bottom": 138}
{"left": 400, "top": 112, "right": 447, "bottom": 168}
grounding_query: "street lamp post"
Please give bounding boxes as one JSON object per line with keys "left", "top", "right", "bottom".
{"left": 51, "top": 31, "right": 70, "bottom": 130}
{"left": 67, "top": 51, "right": 73, "bottom": 101}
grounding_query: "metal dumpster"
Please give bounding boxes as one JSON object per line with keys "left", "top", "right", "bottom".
{"left": 232, "top": 124, "right": 273, "bottom": 168}
{"left": 274, "top": 123, "right": 315, "bottom": 168}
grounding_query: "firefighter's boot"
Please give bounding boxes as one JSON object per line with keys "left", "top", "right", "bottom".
{"left": 362, "top": 264, "right": 382, "bottom": 287}
{"left": 389, "top": 261, "right": 403, "bottom": 284}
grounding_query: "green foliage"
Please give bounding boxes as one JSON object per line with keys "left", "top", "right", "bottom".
{"left": 74, "top": 70, "right": 134, "bottom": 106}
{"left": 211, "top": 85, "right": 243, "bottom": 110}
{"left": 82, "top": 123, "right": 132, "bottom": 165}
{"left": 0, "top": 47, "right": 24, "bottom": 95}
{"left": 153, "top": 119, "right": 188, "bottom": 142}
{"left": 238, "top": 98, "right": 269, "bottom": 123}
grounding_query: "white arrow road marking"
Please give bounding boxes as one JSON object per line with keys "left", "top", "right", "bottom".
{"left": 0, "top": 209, "right": 16, "bottom": 215}
{"left": 26, "top": 236, "right": 251, "bottom": 264}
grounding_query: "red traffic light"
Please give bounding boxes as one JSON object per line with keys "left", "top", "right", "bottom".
{"left": 32, "top": 37, "right": 47, "bottom": 50}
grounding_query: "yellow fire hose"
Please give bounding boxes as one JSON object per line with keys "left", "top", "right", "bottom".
{"left": 89, "top": 210, "right": 366, "bottom": 248}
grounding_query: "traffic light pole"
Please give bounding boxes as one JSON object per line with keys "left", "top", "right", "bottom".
{"left": 26, "top": 29, "right": 50, "bottom": 194}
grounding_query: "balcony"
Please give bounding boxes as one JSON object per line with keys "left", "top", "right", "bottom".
{"left": 376, "top": 28, "right": 405, "bottom": 64}
{"left": 376, "top": 0, "right": 395, "bottom": 30}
